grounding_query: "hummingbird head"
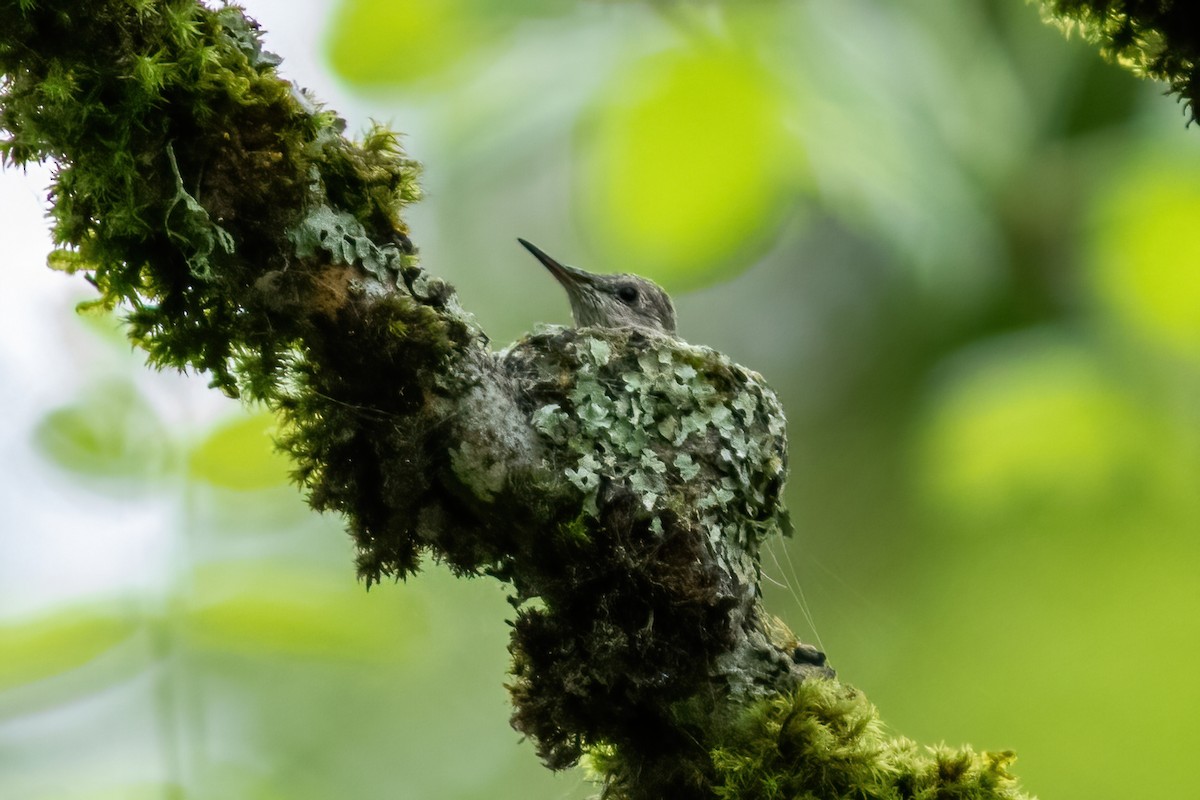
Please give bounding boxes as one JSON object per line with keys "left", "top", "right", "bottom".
{"left": 518, "top": 238, "right": 677, "bottom": 336}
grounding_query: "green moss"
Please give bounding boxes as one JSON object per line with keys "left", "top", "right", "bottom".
{"left": 1039, "top": 0, "right": 1200, "bottom": 120}
{"left": 583, "top": 677, "right": 1029, "bottom": 800}
{"left": 0, "top": 1, "right": 498, "bottom": 586}
{"left": 558, "top": 513, "right": 592, "bottom": 545}
{"left": 708, "top": 678, "right": 1031, "bottom": 800}
{"left": 0, "top": 0, "right": 422, "bottom": 395}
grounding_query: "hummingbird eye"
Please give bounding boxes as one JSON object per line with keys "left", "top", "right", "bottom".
{"left": 616, "top": 284, "right": 639, "bottom": 304}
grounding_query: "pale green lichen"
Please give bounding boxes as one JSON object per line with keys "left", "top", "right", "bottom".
{"left": 504, "top": 325, "right": 789, "bottom": 593}
{"left": 287, "top": 204, "right": 406, "bottom": 284}
{"left": 674, "top": 453, "right": 700, "bottom": 481}
{"left": 164, "top": 144, "right": 235, "bottom": 282}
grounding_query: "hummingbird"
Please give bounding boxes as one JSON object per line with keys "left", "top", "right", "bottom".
{"left": 518, "top": 239, "right": 676, "bottom": 336}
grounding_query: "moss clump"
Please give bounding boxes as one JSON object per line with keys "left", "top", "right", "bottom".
{"left": 0, "top": 0, "right": 422, "bottom": 395}
{"left": 707, "top": 678, "right": 1031, "bottom": 800}
{"left": 1039, "top": 0, "right": 1200, "bottom": 120}
{"left": 0, "top": 0, "right": 487, "bottom": 589}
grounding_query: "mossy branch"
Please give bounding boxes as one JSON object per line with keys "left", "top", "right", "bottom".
{"left": 1037, "top": 0, "right": 1200, "bottom": 121}
{"left": 1, "top": 2, "right": 1031, "bottom": 798}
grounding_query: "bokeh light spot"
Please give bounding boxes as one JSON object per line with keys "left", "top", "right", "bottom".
{"left": 34, "top": 379, "right": 170, "bottom": 481}
{"left": 578, "top": 45, "right": 804, "bottom": 288}
{"left": 185, "top": 563, "right": 427, "bottom": 663}
{"left": 327, "top": 0, "right": 479, "bottom": 86}
{"left": 1090, "top": 157, "right": 1200, "bottom": 358}
{"left": 188, "top": 412, "right": 291, "bottom": 491}
{"left": 0, "top": 611, "right": 135, "bottom": 692}
{"left": 916, "top": 333, "right": 1147, "bottom": 524}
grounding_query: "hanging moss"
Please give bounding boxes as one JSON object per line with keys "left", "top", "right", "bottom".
{"left": 1039, "top": 0, "right": 1200, "bottom": 121}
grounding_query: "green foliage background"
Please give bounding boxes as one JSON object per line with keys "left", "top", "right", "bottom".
{"left": 3, "top": 0, "right": 1199, "bottom": 798}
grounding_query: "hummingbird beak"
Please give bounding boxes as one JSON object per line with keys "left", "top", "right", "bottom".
{"left": 517, "top": 238, "right": 596, "bottom": 290}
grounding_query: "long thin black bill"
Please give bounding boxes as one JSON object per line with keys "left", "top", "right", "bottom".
{"left": 517, "top": 238, "right": 593, "bottom": 286}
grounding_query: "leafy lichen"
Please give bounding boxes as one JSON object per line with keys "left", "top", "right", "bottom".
{"left": 504, "top": 324, "right": 789, "bottom": 592}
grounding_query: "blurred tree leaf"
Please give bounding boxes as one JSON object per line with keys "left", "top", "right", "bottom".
{"left": 188, "top": 412, "right": 290, "bottom": 491}
{"left": 1089, "top": 153, "right": 1200, "bottom": 360}
{"left": 31, "top": 785, "right": 186, "bottom": 800}
{"left": 578, "top": 44, "right": 805, "bottom": 288}
{"left": 73, "top": 307, "right": 135, "bottom": 350}
{"left": 33, "top": 379, "right": 170, "bottom": 480}
{"left": 328, "top": 0, "right": 480, "bottom": 86}
{"left": 184, "top": 563, "right": 427, "bottom": 663}
{"left": 915, "top": 332, "right": 1151, "bottom": 524}
{"left": 327, "top": 0, "right": 572, "bottom": 87}
{"left": 0, "top": 610, "right": 137, "bottom": 693}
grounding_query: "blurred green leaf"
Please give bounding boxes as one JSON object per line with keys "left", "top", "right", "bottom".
{"left": 33, "top": 786, "right": 186, "bottom": 800}
{"left": 0, "top": 611, "right": 137, "bottom": 693}
{"left": 188, "top": 412, "right": 290, "bottom": 491}
{"left": 328, "top": 0, "right": 478, "bottom": 86}
{"left": 36, "top": 786, "right": 184, "bottom": 800}
{"left": 915, "top": 332, "right": 1151, "bottom": 524}
{"left": 1089, "top": 153, "right": 1200, "bottom": 359}
{"left": 73, "top": 306, "right": 133, "bottom": 348}
{"left": 578, "top": 44, "right": 805, "bottom": 289}
{"left": 33, "top": 379, "right": 170, "bottom": 480}
{"left": 185, "top": 563, "right": 427, "bottom": 662}
{"left": 327, "top": 0, "right": 573, "bottom": 87}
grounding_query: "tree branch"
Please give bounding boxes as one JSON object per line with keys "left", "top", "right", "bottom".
{"left": 1, "top": 2, "right": 1031, "bottom": 798}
